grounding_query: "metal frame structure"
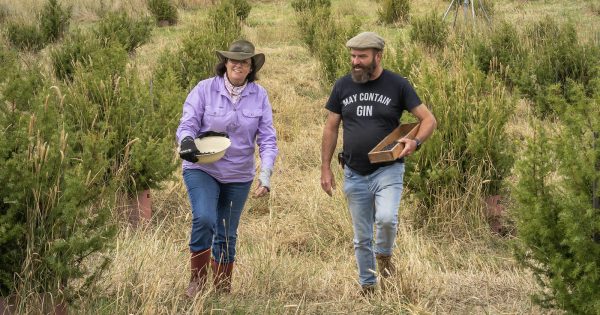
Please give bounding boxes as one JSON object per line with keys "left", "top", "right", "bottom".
{"left": 442, "top": 0, "right": 491, "bottom": 27}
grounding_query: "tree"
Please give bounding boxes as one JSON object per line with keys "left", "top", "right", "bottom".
{"left": 513, "top": 79, "right": 600, "bottom": 314}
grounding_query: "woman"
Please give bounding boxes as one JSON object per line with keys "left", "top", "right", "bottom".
{"left": 176, "top": 40, "right": 278, "bottom": 297}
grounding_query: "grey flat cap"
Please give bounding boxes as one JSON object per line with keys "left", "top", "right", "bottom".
{"left": 346, "top": 32, "right": 385, "bottom": 50}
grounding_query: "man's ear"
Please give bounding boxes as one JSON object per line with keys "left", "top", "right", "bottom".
{"left": 374, "top": 50, "right": 383, "bottom": 63}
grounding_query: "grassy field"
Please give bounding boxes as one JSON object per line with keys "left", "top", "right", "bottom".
{"left": 2, "top": 0, "right": 599, "bottom": 313}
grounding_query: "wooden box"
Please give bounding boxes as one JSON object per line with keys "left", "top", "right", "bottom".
{"left": 368, "top": 122, "right": 420, "bottom": 163}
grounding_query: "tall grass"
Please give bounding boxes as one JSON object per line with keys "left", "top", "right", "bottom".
{"left": 378, "top": 0, "right": 410, "bottom": 25}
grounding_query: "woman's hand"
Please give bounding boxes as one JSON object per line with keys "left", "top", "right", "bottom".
{"left": 253, "top": 168, "right": 272, "bottom": 198}
{"left": 253, "top": 185, "right": 269, "bottom": 198}
{"left": 179, "top": 136, "right": 199, "bottom": 163}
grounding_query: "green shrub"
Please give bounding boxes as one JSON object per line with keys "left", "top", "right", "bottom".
{"left": 63, "top": 41, "right": 177, "bottom": 197}
{"left": 387, "top": 39, "right": 422, "bottom": 78}
{"left": 291, "top": 0, "right": 330, "bottom": 12}
{"left": 209, "top": 0, "right": 242, "bottom": 36}
{"left": 513, "top": 78, "right": 600, "bottom": 313}
{"left": 147, "top": 0, "right": 178, "bottom": 26}
{"left": 514, "top": 18, "right": 600, "bottom": 118}
{"left": 0, "top": 45, "right": 44, "bottom": 111}
{"left": 51, "top": 31, "right": 104, "bottom": 82}
{"left": 1, "top": 68, "right": 44, "bottom": 112}
{"left": 162, "top": 0, "right": 241, "bottom": 90}
{"left": 0, "top": 70, "right": 116, "bottom": 300}
{"left": 470, "top": 17, "right": 599, "bottom": 120}
{"left": 378, "top": 0, "right": 410, "bottom": 25}
{"left": 70, "top": 44, "right": 129, "bottom": 107}
{"left": 294, "top": 3, "right": 359, "bottom": 85}
{"left": 6, "top": 22, "right": 46, "bottom": 52}
{"left": 474, "top": 21, "right": 523, "bottom": 74}
{"left": 40, "top": 0, "right": 71, "bottom": 42}
{"left": 469, "top": 21, "right": 526, "bottom": 88}
{"left": 405, "top": 61, "right": 515, "bottom": 231}
{"left": 528, "top": 21, "right": 597, "bottom": 92}
{"left": 314, "top": 16, "right": 360, "bottom": 85}
{"left": 230, "top": 0, "right": 251, "bottom": 21}
{"left": 409, "top": 11, "right": 448, "bottom": 49}
{"left": 95, "top": 11, "right": 153, "bottom": 54}
{"left": 295, "top": 5, "right": 330, "bottom": 52}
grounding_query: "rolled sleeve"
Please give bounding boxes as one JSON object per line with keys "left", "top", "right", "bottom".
{"left": 256, "top": 94, "right": 278, "bottom": 170}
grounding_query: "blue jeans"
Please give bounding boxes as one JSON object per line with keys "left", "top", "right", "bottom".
{"left": 343, "top": 163, "right": 405, "bottom": 287}
{"left": 183, "top": 169, "right": 252, "bottom": 263}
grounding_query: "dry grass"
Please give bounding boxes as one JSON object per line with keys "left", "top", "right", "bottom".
{"left": 5, "top": 0, "right": 596, "bottom": 313}
{"left": 0, "top": 0, "right": 212, "bottom": 23}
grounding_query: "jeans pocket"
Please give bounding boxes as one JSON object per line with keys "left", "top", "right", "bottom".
{"left": 343, "top": 166, "right": 353, "bottom": 179}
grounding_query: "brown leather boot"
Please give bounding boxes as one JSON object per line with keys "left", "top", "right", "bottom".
{"left": 211, "top": 259, "right": 234, "bottom": 293}
{"left": 360, "top": 284, "right": 376, "bottom": 297}
{"left": 376, "top": 254, "right": 395, "bottom": 278}
{"left": 185, "top": 248, "right": 211, "bottom": 298}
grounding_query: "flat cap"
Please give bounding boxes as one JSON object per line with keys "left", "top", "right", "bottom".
{"left": 346, "top": 32, "right": 385, "bottom": 50}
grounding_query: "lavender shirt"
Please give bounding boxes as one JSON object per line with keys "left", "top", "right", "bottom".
{"left": 176, "top": 76, "right": 278, "bottom": 183}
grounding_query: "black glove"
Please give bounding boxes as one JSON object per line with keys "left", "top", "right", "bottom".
{"left": 179, "top": 136, "right": 199, "bottom": 163}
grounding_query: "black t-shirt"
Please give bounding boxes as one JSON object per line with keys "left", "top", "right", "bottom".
{"left": 325, "top": 69, "right": 421, "bottom": 175}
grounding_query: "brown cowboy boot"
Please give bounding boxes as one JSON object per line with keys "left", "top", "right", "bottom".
{"left": 376, "top": 254, "right": 395, "bottom": 278}
{"left": 376, "top": 254, "right": 395, "bottom": 292}
{"left": 360, "top": 284, "right": 376, "bottom": 297}
{"left": 211, "top": 259, "right": 234, "bottom": 293}
{"left": 185, "top": 248, "right": 211, "bottom": 298}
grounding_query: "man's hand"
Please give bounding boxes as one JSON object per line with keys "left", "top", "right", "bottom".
{"left": 320, "top": 167, "right": 336, "bottom": 197}
{"left": 179, "top": 136, "right": 199, "bottom": 163}
{"left": 397, "top": 138, "right": 419, "bottom": 158}
{"left": 321, "top": 111, "right": 341, "bottom": 197}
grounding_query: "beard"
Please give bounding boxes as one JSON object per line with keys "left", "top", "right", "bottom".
{"left": 350, "top": 57, "right": 376, "bottom": 84}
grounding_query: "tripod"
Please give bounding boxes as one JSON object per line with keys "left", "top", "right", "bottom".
{"left": 442, "top": 0, "right": 491, "bottom": 27}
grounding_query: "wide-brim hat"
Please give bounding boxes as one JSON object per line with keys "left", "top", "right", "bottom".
{"left": 216, "top": 40, "right": 265, "bottom": 73}
{"left": 193, "top": 136, "right": 231, "bottom": 164}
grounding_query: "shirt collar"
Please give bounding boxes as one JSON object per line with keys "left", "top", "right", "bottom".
{"left": 224, "top": 74, "right": 247, "bottom": 96}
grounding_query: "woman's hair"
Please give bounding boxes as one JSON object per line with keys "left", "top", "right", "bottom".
{"left": 215, "top": 58, "right": 259, "bottom": 82}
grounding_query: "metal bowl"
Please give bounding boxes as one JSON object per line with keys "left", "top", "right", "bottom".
{"left": 193, "top": 136, "right": 231, "bottom": 164}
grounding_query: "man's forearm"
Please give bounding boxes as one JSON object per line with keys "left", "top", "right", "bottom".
{"left": 415, "top": 115, "right": 437, "bottom": 142}
{"left": 321, "top": 128, "right": 338, "bottom": 169}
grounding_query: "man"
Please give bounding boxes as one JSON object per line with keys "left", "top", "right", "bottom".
{"left": 320, "top": 32, "right": 436, "bottom": 294}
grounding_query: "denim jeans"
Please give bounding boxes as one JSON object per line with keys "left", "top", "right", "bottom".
{"left": 183, "top": 169, "right": 252, "bottom": 263}
{"left": 343, "top": 162, "right": 405, "bottom": 287}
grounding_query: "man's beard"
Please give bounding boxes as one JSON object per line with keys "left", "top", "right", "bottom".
{"left": 350, "top": 59, "right": 376, "bottom": 84}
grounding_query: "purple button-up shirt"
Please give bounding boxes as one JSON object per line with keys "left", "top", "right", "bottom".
{"left": 176, "top": 76, "right": 278, "bottom": 183}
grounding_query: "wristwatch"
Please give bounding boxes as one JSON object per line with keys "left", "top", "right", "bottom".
{"left": 414, "top": 138, "right": 422, "bottom": 151}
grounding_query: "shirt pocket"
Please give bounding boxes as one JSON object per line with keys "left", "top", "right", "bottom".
{"left": 204, "top": 105, "right": 226, "bottom": 117}
{"left": 203, "top": 105, "right": 228, "bottom": 132}
{"left": 241, "top": 108, "right": 262, "bottom": 119}
{"left": 240, "top": 108, "right": 261, "bottom": 131}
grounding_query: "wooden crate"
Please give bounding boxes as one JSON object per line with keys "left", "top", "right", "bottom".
{"left": 368, "top": 122, "right": 420, "bottom": 163}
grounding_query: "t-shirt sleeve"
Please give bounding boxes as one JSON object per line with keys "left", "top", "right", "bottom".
{"left": 325, "top": 81, "right": 342, "bottom": 114}
{"left": 400, "top": 78, "right": 422, "bottom": 111}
